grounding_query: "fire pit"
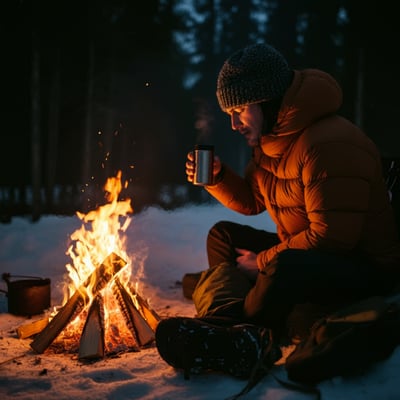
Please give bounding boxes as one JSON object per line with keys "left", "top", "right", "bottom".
{"left": 22, "top": 171, "right": 160, "bottom": 360}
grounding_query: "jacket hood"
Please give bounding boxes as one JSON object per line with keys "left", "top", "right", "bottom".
{"left": 260, "top": 69, "right": 343, "bottom": 157}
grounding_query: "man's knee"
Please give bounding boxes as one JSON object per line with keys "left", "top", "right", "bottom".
{"left": 208, "top": 220, "right": 237, "bottom": 237}
{"left": 207, "top": 220, "right": 239, "bottom": 246}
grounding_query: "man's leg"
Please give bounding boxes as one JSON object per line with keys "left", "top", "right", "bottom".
{"left": 183, "top": 221, "right": 279, "bottom": 300}
{"left": 243, "top": 249, "right": 379, "bottom": 331}
{"left": 207, "top": 220, "right": 280, "bottom": 267}
{"left": 191, "top": 221, "right": 280, "bottom": 319}
{"left": 160, "top": 221, "right": 285, "bottom": 378}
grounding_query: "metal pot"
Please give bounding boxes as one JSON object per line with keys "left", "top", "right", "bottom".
{"left": 1, "top": 273, "right": 51, "bottom": 316}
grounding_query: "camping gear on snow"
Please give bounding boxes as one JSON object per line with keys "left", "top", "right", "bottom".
{"left": 285, "top": 294, "right": 400, "bottom": 384}
{"left": 1, "top": 273, "right": 51, "bottom": 316}
{"left": 156, "top": 294, "right": 400, "bottom": 399}
{"left": 232, "top": 294, "right": 400, "bottom": 398}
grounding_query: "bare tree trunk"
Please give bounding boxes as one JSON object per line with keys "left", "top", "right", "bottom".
{"left": 354, "top": 47, "right": 364, "bottom": 129}
{"left": 46, "top": 48, "right": 60, "bottom": 211}
{"left": 31, "top": 28, "right": 41, "bottom": 221}
{"left": 82, "top": 40, "right": 95, "bottom": 187}
{"left": 102, "top": 53, "right": 117, "bottom": 182}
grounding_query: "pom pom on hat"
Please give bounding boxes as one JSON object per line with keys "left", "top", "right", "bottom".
{"left": 216, "top": 43, "right": 293, "bottom": 111}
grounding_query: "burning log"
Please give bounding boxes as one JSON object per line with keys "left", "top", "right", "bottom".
{"left": 128, "top": 282, "right": 161, "bottom": 331}
{"left": 78, "top": 294, "right": 105, "bottom": 360}
{"left": 30, "top": 252, "right": 126, "bottom": 354}
{"left": 113, "top": 278, "right": 155, "bottom": 346}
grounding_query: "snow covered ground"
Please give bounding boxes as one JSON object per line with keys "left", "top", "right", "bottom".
{"left": 1, "top": 204, "right": 399, "bottom": 400}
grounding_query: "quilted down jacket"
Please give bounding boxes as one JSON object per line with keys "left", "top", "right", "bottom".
{"left": 206, "top": 69, "right": 400, "bottom": 276}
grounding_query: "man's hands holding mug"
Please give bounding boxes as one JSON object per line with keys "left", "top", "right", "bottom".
{"left": 185, "top": 150, "right": 222, "bottom": 184}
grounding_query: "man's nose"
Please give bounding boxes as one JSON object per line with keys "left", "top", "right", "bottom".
{"left": 230, "top": 113, "right": 241, "bottom": 130}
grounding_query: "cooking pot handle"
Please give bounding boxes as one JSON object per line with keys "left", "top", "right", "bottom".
{"left": 2, "top": 273, "right": 46, "bottom": 283}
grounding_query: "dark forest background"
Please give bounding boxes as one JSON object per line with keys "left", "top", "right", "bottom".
{"left": 1, "top": 0, "right": 399, "bottom": 222}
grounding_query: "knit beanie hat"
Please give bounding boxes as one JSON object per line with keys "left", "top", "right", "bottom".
{"left": 216, "top": 43, "right": 293, "bottom": 111}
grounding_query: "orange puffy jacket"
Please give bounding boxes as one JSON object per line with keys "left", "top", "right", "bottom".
{"left": 207, "top": 69, "right": 400, "bottom": 276}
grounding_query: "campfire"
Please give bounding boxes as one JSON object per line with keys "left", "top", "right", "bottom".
{"left": 23, "top": 171, "right": 160, "bottom": 360}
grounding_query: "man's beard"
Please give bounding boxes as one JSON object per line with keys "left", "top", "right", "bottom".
{"left": 245, "top": 134, "right": 260, "bottom": 147}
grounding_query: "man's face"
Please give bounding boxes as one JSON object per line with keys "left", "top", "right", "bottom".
{"left": 226, "top": 103, "right": 263, "bottom": 147}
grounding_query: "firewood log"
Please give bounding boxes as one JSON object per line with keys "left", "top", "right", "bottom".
{"left": 78, "top": 295, "right": 105, "bottom": 360}
{"left": 113, "top": 278, "right": 155, "bottom": 346}
{"left": 128, "top": 282, "right": 161, "bottom": 331}
{"left": 30, "top": 252, "right": 126, "bottom": 354}
{"left": 17, "top": 317, "right": 49, "bottom": 339}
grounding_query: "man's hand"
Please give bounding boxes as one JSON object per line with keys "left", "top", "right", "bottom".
{"left": 235, "top": 248, "right": 258, "bottom": 280}
{"left": 185, "top": 151, "right": 222, "bottom": 183}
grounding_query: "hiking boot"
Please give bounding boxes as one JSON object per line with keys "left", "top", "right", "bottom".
{"left": 155, "top": 317, "right": 281, "bottom": 379}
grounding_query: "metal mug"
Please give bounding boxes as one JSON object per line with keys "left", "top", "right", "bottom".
{"left": 193, "top": 144, "right": 214, "bottom": 186}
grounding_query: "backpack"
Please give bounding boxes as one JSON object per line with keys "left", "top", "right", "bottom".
{"left": 285, "top": 295, "right": 400, "bottom": 384}
{"left": 229, "top": 295, "right": 400, "bottom": 400}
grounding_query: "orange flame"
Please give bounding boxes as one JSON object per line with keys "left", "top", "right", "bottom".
{"left": 60, "top": 170, "right": 143, "bottom": 352}
{"left": 65, "top": 171, "right": 132, "bottom": 297}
